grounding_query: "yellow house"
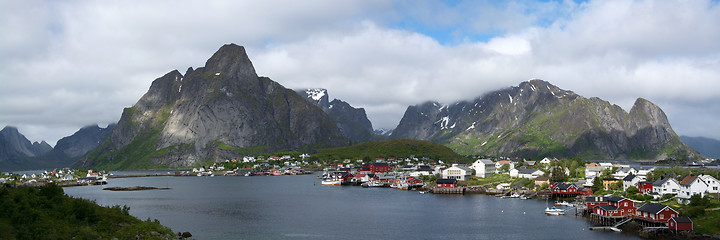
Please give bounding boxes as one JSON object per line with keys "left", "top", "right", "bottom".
{"left": 602, "top": 178, "right": 619, "bottom": 190}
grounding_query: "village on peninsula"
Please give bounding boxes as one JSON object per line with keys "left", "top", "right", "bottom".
{"left": 4, "top": 152, "right": 720, "bottom": 238}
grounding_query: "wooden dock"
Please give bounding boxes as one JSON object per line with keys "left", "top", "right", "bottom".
{"left": 431, "top": 187, "right": 465, "bottom": 194}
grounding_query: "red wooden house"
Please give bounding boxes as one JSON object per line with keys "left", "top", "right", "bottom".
{"left": 551, "top": 183, "right": 578, "bottom": 194}
{"left": 405, "top": 177, "right": 424, "bottom": 187}
{"left": 636, "top": 181, "right": 654, "bottom": 194}
{"left": 607, "top": 196, "right": 636, "bottom": 216}
{"left": 368, "top": 162, "right": 390, "bottom": 173}
{"left": 636, "top": 203, "right": 679, "bottom": 223}
{"left": 329, "top": 172, "right": 354, "bottom": 183}
{"left": 668, "top": 217, "right": 693, "bottom": 231}
{"left": 584, "top": 196, "right": 608, "bottom": 209}
{"left": 594, "top": 205, "right": 622, "bottom": 217}
{"left": 436, "top": 178, "right": 457, "bottom": 188}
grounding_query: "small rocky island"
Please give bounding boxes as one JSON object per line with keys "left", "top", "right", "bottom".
{"left": 103, "top": 186, "right": 171, "bottom": 191}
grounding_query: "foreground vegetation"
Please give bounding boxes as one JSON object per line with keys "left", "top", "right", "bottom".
{"left": 0, "top": 184, "right": 175, "bottom": 239}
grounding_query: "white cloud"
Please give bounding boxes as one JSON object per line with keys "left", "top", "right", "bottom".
{"left": 1, "top": 0, "right": 719, "bottom": 146}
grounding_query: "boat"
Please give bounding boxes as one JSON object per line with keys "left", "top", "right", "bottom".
{"left": 509, "top": 193, "right": 520, "bottom": 198}
{"left": 545, "top": 207, "right": 565, "bottom": 215}
{"left": 390, "top": 182, "right": 409, "bottom": 190}
{"left": 419, "top": 191, "right": 427, "bottom": 194}
{"left": 555, "top": 201, "right": 571, "bottom": 206}
{"left": 321, "top": 179, "right": 342, "bottom": 186}
{"left": 519, "top": 195, "right": 529, "bottom": 200}
{"left": 366, "top": 181, "right": 385, "bottom": 187}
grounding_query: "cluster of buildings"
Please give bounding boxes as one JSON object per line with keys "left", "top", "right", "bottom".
{"left": 583, "top": 162, "right": 720, "bottom": 204}
{"left": 1, "top": 169, "right": 108, "bottom": 186}
{"left": 585, "top": 196, "right": 694, "bottom": 231}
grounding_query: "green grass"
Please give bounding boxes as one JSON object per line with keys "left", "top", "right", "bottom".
{"left": 694, "top": 209, "right": 720, "bottom": 235}
{"left": 460, "top": 174, "right": 512, "bottom": 186}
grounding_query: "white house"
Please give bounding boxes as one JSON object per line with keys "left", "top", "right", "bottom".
{"left": 470, "top": 159, "right": 495, "bottom": 178}
{"left": 653, "top": 177, "right": 680, "bottom": 196}
{"left": 510, "top": 168, "right": 544, "bottom": 179}
{"left": 677, "top": 175, "right": 710, "bottom": 204}
{"left": 539, "top": 157, "right": 552, "bottom": 165}
{"left": 494, "top": 160, "right": 514, "bottom": 173}
{"left": 442, "top": 164, "right": 473, "bottom": 181}
{"left": 699, "top": 174, "right": 720, "bottom": 194}
{"left": 622, "top": 174, "right": 645, "bottom": 190}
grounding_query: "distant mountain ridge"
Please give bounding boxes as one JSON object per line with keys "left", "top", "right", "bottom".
{"left": 0, "top": 125, "right": 114, "bottom": 171}
{"left": 680, "top": 136, "right": 720, "bottom": 159}
{"left": 296, "top": 88, "right": 376, "bottom": 143}
{"left": 0, "top": 127, "right": 52, "bottom": 168}
{"left": 77, "top": 44, "right": 349, "bottom": 169}
{"left": 391, "top": 79, "right": 699, "bottom": 160}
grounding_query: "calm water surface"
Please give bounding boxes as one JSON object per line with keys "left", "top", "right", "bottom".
{"left": 64, "top": 174, "right": 642, "bottom": 240}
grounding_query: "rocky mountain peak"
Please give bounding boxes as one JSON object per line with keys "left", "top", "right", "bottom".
{"left": 392, "top": 81, "right": 698, "bottom": 160}
{"left": 203, "top": 43, "right": 257, "bottom": 80}
{"left": 80, "top": 44, "right": 350, "bottom": 169}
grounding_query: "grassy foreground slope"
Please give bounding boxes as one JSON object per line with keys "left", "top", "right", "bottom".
{"left": 0, "top": 184, "right": 174, "bottom": 239}
{"left": 314, "top": 139, "right": 470, "bottom": 163}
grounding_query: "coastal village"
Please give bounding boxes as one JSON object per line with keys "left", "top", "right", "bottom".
{"left": 3, "top": 154, "right": 719, "bottom": 238}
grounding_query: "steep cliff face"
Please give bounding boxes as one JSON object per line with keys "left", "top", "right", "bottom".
{"left": 79, "top": 44, "right": 349, "bottom": 169}
{"left": 297, "top": 89, "right": 376, "bottom": 143}
{"left": 392, "top": 80, "right": 699, "bottom": 160}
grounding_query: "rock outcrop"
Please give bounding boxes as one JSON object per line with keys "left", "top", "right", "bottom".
{"left": 297, "top": 88, "right": 376, "bottom": 143}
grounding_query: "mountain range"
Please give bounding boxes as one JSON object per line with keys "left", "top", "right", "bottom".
{"left": 0, "top": 124, "right": 114, "bottom": 171}
{"left": 391, "top": 80, "right": 699, "bottom": 160}
{"left": 680, "top": 136, "right": 720, "bottom": 159}
{"left": 1, "top": 43, "right": 706, "bottom": 170}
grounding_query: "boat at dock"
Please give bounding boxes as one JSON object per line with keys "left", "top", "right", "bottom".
{"left": 545, "top": 206, "right": 565, "bottom": 215}
{"left": 321, "top": 179, "right": 341, "bottom": 186}
{"left": 555, "top": 201, "right": 573, "bottom": 207}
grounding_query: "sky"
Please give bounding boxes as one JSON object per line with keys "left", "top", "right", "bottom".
{"left": 1, "top": 0, "right": 719, "bottom": 146}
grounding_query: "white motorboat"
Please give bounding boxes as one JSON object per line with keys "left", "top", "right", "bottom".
{"left": 321, "top": 179, "right": 342, "bottom": 186}
{"left": 545, "top": 207, "right": 565, "bottom": 215}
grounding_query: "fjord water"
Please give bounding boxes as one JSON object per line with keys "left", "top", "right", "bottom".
{"left": 64, "top": 174, "right": 640, "bottom": 240}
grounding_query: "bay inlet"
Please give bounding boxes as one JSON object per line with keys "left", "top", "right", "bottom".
{"left": 64, "top": 174, "right": 642, "bottom": 240}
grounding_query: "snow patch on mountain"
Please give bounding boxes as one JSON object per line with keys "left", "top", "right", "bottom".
{"left": 305, "top": 88, "right": 327, "bottom": 101}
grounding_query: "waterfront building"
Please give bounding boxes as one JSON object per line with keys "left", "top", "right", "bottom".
{"left": 636, "top": 203, "right": 679, "bottom": 223}
{"left": 668, "top": 217, "right": 693, "bottom": 231}
{"left": 442, "top": 164, "right": 472, "bottom": 181}
{"left": 470, "top": 159, "right": 495, "bottom": 178}
{"left": 607, "top": 196, "right": 636, "bottom": 216}
{"left": 367, "top": 162, "right": 390, "bottom": 173}
{"left": 436, "top": 178, "right": 457, "bottom": 188}
{"left": 584, "top": 196, "right": 608, "bottom": 209}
